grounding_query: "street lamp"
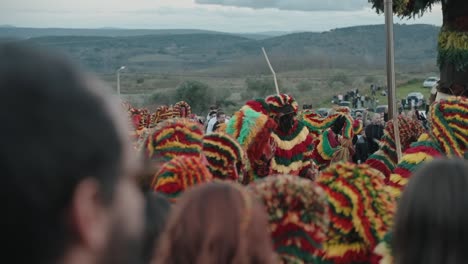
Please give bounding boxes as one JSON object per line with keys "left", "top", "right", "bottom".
{"left": 116, "top": 66, "right": 126, "bottom": 98}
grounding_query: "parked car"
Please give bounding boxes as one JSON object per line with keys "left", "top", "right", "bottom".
{"left": 375, "top": 105, "right": 388, "bottom": 115}
{"left": 351, "top": 108, "right": 367, "bottom": 118}
{"left": 406, "top": 92, "right": 425, "bottom": 109}
{"left": 423, "top": 77, "right": 439, "bottom": 88}
{"left": 316, "top": 108, "right": 331, "bottom": 117}
{"left": 338, "top": 101, "right": 351, "bottom": 107}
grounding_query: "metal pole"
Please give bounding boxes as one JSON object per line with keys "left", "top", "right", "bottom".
{"left": 384, "top": 0, "right": 402, "bottom": 161}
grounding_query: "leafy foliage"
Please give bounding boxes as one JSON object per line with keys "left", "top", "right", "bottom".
{"left": 329, "top": 72, "right": 351, "bottom": 86}
{"left": 146, "top": 91, "right": 175, "bottom": 105}
{"left": 367, "top": 0, "right": 439, "bottom": 18}
{"left": 438, "top": 31, "right": 468, "bottom": 71}
{"left": 364, "top": 75, "right": 378, "bottom": 84}
{"left": 297, "top": 81, "right": 314, "bottom": 92}
{"left": 244, "top": 77, "right": 282, "bottom": 98}
{"left": 175, "top": 81, "right": 214, "bottom": 113}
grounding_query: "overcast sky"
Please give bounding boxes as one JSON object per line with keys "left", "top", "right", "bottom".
{"left": 1, "top": 0, "right": 442, "bottom": 32}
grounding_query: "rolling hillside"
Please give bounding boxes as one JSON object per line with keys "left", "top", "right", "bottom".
{"left": 2, "top": 24, "right": 440, "bottom": 74}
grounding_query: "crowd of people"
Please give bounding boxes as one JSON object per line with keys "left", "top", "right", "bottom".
{"left": 4, "top": 43, "right": 468, "bottom": 264}
{"left": 332, "top": 88, "right": 373, "bottom": 109}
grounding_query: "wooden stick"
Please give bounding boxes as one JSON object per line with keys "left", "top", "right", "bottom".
{"left": 261, "top": 47, "right": 280, "bottom": 95}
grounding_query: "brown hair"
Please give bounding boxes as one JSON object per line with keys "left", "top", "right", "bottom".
{"left": 153, "top": 182, "right": 277, "bottom": 264}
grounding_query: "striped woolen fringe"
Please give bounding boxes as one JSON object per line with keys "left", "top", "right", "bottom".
{"left": 151, "top": 155, "right": 213, "bottom": 202}
{"left": 270, "top": 121, "right": 315, "bottom": 177}
{"left": 144, "top": 118, "right": 204, "bottom": 162}
{"left": 250, "top": 175, "right": 329, "bottom": 264}
{"left": 390, "top": 97, "right": 468, "bottom": 198}
{"left": 226, "top": 100, "right": 277, "bottom": 183}
{"left": 203, "top": 132, "right": 246, "bottom": 181}
{"left": 299, "top": 110, "right": 328, "bottom": 141}
{"left": 265, "top": 93, "right": 299, "bottom": 116}
{"left": 316, "top": 162, "right": 396, "bottom": 264}
{"left": 389, "top": 134, "right": 444, "bottom": 198}
{"left": 366, "top": 115, "right": 425, "bottom": 179}
{"left": 429, "top": 96, "right": 468, "bottom": 157}
{"left": 173, "top": 101, "right": 192, "bottom": 118}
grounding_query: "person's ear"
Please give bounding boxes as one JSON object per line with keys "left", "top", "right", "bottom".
{"left": 69, "top": 178, "right": 111, "bottom": 252}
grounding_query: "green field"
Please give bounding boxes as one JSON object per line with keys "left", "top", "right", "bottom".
{"left": 106, "top": 68, "right": 436, "bottom": 115}
{"left": 372, "top": 79, "right": 432, "bottom": 107}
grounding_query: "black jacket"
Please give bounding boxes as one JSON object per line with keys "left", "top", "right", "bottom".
{"left": 365, "top": 124, "right": 384, "bottom": 154}
{"left": 353, "top": 135, "right": 369, "bottom": 163}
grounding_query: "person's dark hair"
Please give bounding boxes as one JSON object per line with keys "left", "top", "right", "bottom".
{"left": 155, "top": 182, "right": 277, "bottom": 264}
{"left": 216, "top": 111, "right": 225, "bottom": 118}
{"left": 393, "top": 158, "right": 468, "bottom": 264}
{"left": 142, "top": 192, "right": 171, "bottom": 264}
{"left": 1, "top": 44, "right": 124, "bottom": 263}
{"left": 331, "top": 115, "right": 346, "bottom": 135}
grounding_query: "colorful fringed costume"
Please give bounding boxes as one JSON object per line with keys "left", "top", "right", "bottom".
{"left": 250, "top": 175, "right": 329, "bottom": 264}
{"left": 312, "top": 113, "right": 355, "bottom": 170}
{"left": 373, "top": 233, "right": 393, "bottom": 264}
{"left": 202, "top": 132, "right": 247, "bottom": 182}
{"left": 331, "top": 106, "right": 352, "bottom": 115}
{"left": 365, "top": 116, "right": 425, "bottom": 179}
{"left": 389, "top": 97, "right": 468, "bottom": 198}
{"left": 127, "top": 106, "right": 150, "bottom": 133}
{"left": 353, "top": 119, "right": 363, "bottom": 135}
{"left": 226, "top": 99, "right": 277, "bottom": 184}
{"left": 316, "top": 162, "right": 396, "bottom": 264}
{"left": 299, "top": 110, "right": 325, "bottom": 141}
{"left": 265, "top": 94, "right": 315, "bottom": 178}
{"left": 173, "top": 101, "right": 192, "bottom": 118}
{"left": 155, "top": 101, "right": 192, "bottom": 122}
{"left": 122, "top": 104, "right": 152, "bottom": 149}
{"left": 151, "top": 155, "right": 213, "bottom": 202}
{"left": 144, "top": 118, "right": 204, "bottom": 162}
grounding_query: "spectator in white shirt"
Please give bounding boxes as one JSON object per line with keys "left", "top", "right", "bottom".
{"left": 206, "top": 112, "right": 218, "bottom": 134}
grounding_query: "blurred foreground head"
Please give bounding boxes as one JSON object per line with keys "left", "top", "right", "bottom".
{"left": 155, "top": 182, "right": 278, "bottom": 264}
{"left": 394, "top": 159, "right": 468, "bottom": 264}
{"left": 142, "top": 192, "right": 171, "bottom": 264}
{"left": 0, "top": 44, "right": 145, "bottom": 264}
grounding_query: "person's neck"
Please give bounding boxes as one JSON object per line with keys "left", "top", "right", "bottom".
{"left": 60, "top": 246, "right": 98, "bottom": 264}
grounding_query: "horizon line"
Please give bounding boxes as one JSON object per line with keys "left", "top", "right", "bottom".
{"left": 0, "top": 23, "right": 440, "bottom": 34}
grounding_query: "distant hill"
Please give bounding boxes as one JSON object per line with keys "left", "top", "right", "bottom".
{"left": 0, "top": 27, "right": 230, "bottom": 39}
{"left": 3, "top": 24, "right": 440, "bottom": 74}
{"left": 0, "top": 27, "right": 272, "bottom": 40}
{"left": 257, "top": 24, "right": 438, "bottom": 69}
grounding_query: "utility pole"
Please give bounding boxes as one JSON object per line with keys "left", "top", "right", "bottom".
{"left": 116, "top": 66, "right": 126, "bottom": 98}
{"left": 384, "top": 0, "right": 402, "bottom": 161}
